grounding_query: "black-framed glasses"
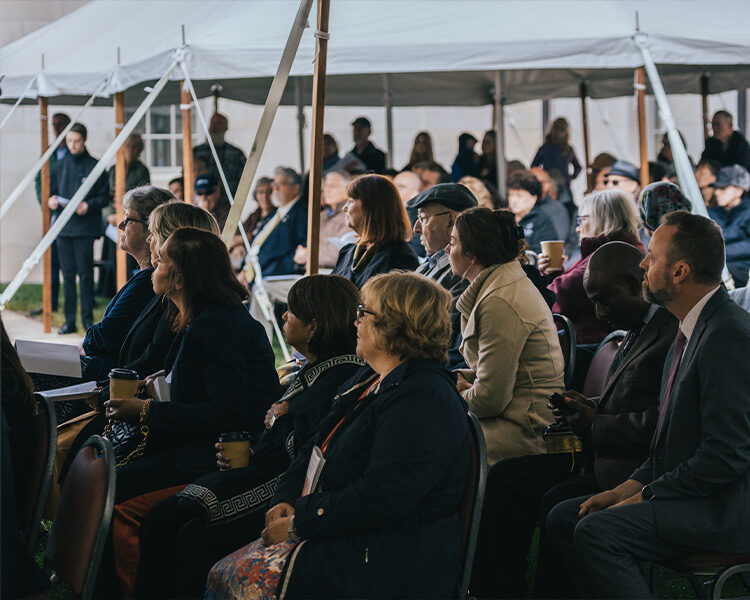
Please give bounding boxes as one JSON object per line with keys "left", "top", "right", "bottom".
{"left": 118, "top": 216, "right": 145, "bottom": 230}
{"left": 575, "top": 215, "right": 590, "bottom": 226}
{"left": 417, "top": 211, "right": 452, "bottom": 225}
{"left": 356, "top": 304, "right": 376, "bottom": 320}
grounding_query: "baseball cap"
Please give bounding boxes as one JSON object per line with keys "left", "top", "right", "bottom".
{"left": 711, "top": 164, "right": 750, "bottom": 191}
{"left": 195, "top": 174, "right": 219, "bottom": 192}
{"left": 408, "top": 183, "right": 478, "bottom": 212}
{"left": 351, "top": 117, "right": 371, "bottom": 128}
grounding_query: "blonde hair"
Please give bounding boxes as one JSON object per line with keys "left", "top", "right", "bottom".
{"left": 361, "top": 272, "right": 452, "bottom": 363}
{"left": 579, "top": 189, "right": 641, "bottom": 238}
{"left": 459, "top": 176, "right": 493, "bottom": 209}
{"left": 148, "top": 202, "right": 220, "bottom": 248}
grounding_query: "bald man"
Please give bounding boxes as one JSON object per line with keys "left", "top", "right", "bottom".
{"left": 471, "top": 241, "right": 678, "bottom": 599}
{"left": 394, "top": 170, "right": 426, "bottom": 258}
{"left": 193, "top": 112, "right": 247, "bottom": 201}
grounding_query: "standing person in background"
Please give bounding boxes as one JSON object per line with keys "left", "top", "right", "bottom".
{"left": 194, "top": 174, "right": 230, "bottom": 230}
{"left": 451, "top": 132, "right": 480, "bottom": 182}
{"left": 348, "top": 117, "right": 386, "bottom": 173}
{"left": 701, "top": 110, "right": 750, "bottom": 171}
{"left": 31, "top": 112, "right": 70, "bottom": 315}
{"left": 242, "top": 177, "right": 275, "bottom": 241}
{"left": 193, "top": 113, "right": 247, "bottom": 200}
{"left": 530, "top": 166, "right": 571, "bottom": 241}
{"left": 478, "top": 130, "right": 498, "bottom": 188}
{"left": 708, "top": 164, "right": 750, "bottom": 286}
{"left": 394, "top": 170, "right": 426, "bottom": 259}
{"left": 531, "top": 117, "right": 582, "bottom": 190}
{"left": 48, "top": 122, "right": 110, "bottom": 335}
{"left": 507, "top": 171, "right": 558, "bottom": 254}
{"left": 321, "top": 134, "right": 340, "bottom": 174}
{"left": 402, "top": 131, "right": 435, "bottom": 171}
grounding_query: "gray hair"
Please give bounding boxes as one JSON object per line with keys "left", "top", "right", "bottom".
{"left": 579, "top": 189, "right": 641, "bottom": 239}
{"left": 274, "top": 166, "right": 302, "bottom": 187}
{"left": 123, "top": 185, "right": 175, "bottom": 223}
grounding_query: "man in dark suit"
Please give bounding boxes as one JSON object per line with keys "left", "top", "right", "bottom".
{"left": 546, "top": 211, "right": 750, "bottom": 598}
{"left": 470, "top": 241, "right": 677, "bottom": 599}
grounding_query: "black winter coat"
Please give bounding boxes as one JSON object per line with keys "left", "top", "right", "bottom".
{"left": 272, "top": 358, "right": 470, "bottom": 599}
{"left": 333, "top": 240, "right": 419, "bottom": 288}
{"left": 700, "top": 131, "right": 750, "bottom": 171}
{"left": 49, "top": 148, "right": 110, "bottom": 237}
{"left": 709, "top": 200, "right": 750, "bottom": 287}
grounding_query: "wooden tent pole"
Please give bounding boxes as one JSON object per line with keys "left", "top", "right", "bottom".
{"left": 636, "top": 67, "right": 649, "bottom": 187}
{"left": 181, "top": 81, "right": 194, "bottom": 202}
{"left": 493, "top": 71, "right": 507, "bottom": 200}
{"left": 305, "top": 0, "right": 330, "bottom": 276}
{"left": 114, "top": 92, "right": 128, "bottom": 290}
{"left": 580, "top": 81, "right": 591, "bottom": 175}
{"left": 701, "top": 73, "right": 711, "bottom": 141}
{"left": 295, "top": 78, "right": 306, "bottom": 173}
{"left": 39, "top": 97, "right": 52, "bottom": 333}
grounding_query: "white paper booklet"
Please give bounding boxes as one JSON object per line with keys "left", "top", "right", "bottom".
{"left": 36, "top": 380, "right": 100, "bottom": 400}
{"left": 153, "top": 374, "right": 171, "bottom": 403}
{"left": 302, "top": 446, "right": 326, "bottom": 496}
{"left": 15, "top": 339, "right": 82, "bottom": 377}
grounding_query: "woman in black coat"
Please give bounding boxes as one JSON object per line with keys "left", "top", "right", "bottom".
{"left": 133, "top": 275, "right": 364, "bottom": 599}
{"left": 104, "top": 228, "right": 281, "bottom": 503}
{"left": 333, "top": 174, "right": 419, "bottom": 288}
{"left": 206, "top": 272, "right": 470, "bottom": 600}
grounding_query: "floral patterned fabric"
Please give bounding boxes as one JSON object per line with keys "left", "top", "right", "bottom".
{"left": 205, "top": 538, "right": 297, "bottom": 600}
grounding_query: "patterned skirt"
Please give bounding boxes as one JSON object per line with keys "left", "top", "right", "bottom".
{"left": 205, "top": 538, "right": 298, "bottom": 600}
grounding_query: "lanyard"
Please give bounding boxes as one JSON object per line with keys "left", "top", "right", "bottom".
{"left": 320, "top": 377, "right": 380, "bottom": 455}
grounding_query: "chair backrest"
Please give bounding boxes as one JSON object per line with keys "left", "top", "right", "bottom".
{"left": 457, "top": 411, "right": 488, "bottom": 599}
{"left": 46, "top": 436, "right": 115, "bottom": 600}
{"left": 21, "top": 393, "right": 57, "bottom": 551}
{"left": 553, "top": 313, "right": 577, "bottom": 388}
{"left": 581, "top": 330, "right": 626, "bottom": 397}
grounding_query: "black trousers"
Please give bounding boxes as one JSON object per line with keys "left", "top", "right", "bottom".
{"left": 470, "top": 453, "right": 600, "bottom": 599}
{"left": 50, "top": 240, "right": 61, "bottom": 311}
{"left": 56, "top": 236, "right": 95, "bottom": 327}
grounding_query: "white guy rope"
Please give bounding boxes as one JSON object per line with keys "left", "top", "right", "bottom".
{"left": 0, "top": 75, "right": 36, "bottom": 133}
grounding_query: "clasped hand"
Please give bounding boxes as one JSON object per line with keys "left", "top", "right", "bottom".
{"left": 578, "top": 479, "right": 644, "bottom": 517}
{"left": 261, "top": 502, "right": 295, "bottom": 546}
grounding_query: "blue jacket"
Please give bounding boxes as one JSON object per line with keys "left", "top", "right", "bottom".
{"left": 148, "top": 304, "right": 281, "bottom": 470}
{"left": 709, "top": 200, "right": 750, "bottom": 286}
{"left": 531, "top": 142, "right": 581, "bottom": 187}
{"left": 519, "top": 205, "right": 558, "bottom": 254}
{"left": 272, "top": 359, "right": 470, "bottom": 599}
{"left": 81, "top": 267, "right": 156, "bottom": 380}
{"left": 49, "top": 148, "right": 110, "bottom": 238}
{"left": 333, "top": 240, "right": 419, "bottom": 288}
{"left": 258, "top": 199, "right": 308, "bottom": 277}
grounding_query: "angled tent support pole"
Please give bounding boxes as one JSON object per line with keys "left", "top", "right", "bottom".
{"left": 39, "top": 96, "right": 52, "bottom": 333}
{"left": 634, "top": 33, "right": 733, "bottom": 288}
{"left": 0, "top": 75, "right": 36, "bottom": 133}
{"left": 0, "top": 79, "right": 108, "bottom": 221}
{"left": 0, "top": 56, "right": 181, "bottom": 309}
{"left": 493, "top": 71, "right": 507, "bottom": 200}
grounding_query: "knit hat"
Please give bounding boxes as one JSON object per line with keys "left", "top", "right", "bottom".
{"left": 639, "top": 181, "right": 692, "bottom": 232}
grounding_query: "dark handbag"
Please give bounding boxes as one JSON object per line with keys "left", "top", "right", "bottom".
{"left": 102, "top": 400, "right": 152, "bottom": 466}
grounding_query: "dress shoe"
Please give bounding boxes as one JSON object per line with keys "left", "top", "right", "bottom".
{"left": 28, "top": 307, "right": 43, "bottom": 317}
{"left": 58, "top": 323, "right": 76, "bottom": 335}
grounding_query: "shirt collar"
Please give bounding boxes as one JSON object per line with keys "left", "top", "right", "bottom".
{"left": 277, "top": 196, "right": 299, "bottom": 218}
{"left": 680, "top": 286, "right": 721, "bottom": 342}
{"left": 643, "top": 303, "right": 660, "bottom": 326}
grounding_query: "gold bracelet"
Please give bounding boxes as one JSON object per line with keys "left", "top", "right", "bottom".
{"left": 139, "top": 399, "right": 152, "bottom": 423}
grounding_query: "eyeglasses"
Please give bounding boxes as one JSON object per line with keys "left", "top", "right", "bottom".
{"left": 118, "top": 216, "right": 145, "bottom": 229}
{"left": 356, "top": 304, "right": 376, "bottom": 320}
{"left": 575, "top": 215, "right": 590, "bottom": 225}
{"left": 417, "top": 211, "right": 452, "bottom": 225}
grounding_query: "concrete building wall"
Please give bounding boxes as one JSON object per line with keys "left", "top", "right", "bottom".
{"left": 1, "top": 0, "right": 745, "bottom": 284}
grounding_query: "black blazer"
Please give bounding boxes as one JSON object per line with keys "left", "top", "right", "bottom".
{"left": 631, "top": 288, "right": 750, "bottom": 553}
{"left": 148, "top": 304, "right": 282, "bottom": 469}
{"left": 332, "top": 239, "right": 419, "bottom": 288}
{"left": 118, "top": 294, "right": 177, "bottom": 379}
{"left": 271, "top": 359, "right": 469, "bottom": 599}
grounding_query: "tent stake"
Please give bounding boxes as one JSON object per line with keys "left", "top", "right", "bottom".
{"left": 39, "top": 96, "right": 52, "bottom": 333}
{"left": 181, "top": 81, "right": 194, "bottom": 202}
{"left": 114, "top": 92, "right": 128, "bottom": 290}
{"left": 305, "top": 0, "right": 330, "bottom": 276}
{"left": 636, "top": 67, "right": 649, "bottom": 187}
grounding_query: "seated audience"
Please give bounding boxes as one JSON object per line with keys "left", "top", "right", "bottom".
{"left": 451, "top": 132, "right": 480, "bottom": 182}
{"left": 639, "top": 181, "right": 692, "bottom": 236}
{"left": 104, "top": 228, "right": 281, "bottom": 503}
{"left": 242, "top": 177, "right": 275, "bottom": 240}
{"left": 478, "top": 130, "right": 498, "bottom": 188}
{"left": 125, "top": 275, "right": 364, "bottom": 599}
{"left": 168, "top": 177, "right": 184, "bottom": 201}
{"left": 394, "top": 170, "right": 426, "bottom": 258}
{"left": 447, "top": 207, "right": 563, "bottom": 463}
{"left": 701, "top": 110, "right": 750, "bottom": 171}
{"left": 413, "top": 160, "right": 450, "bottom": 189}
{"left": 605, "top": 159, "right": 641, "bottom": 200}
{"left": 708, "top": 164, "right": 750, "bottom": 286}
{"left": 402, "top": 130, "right": 435, "bottom": 171}
{"left": 530, "top": 166, "right": 571, "bottom": 241}
{"left": 81, "top": 186, "right": 174, "bottom": 381}
{"left": 695, "top": 158, "right": 721, "bottom": 207}
{"left": 547, "top": 212, "right": 750, "bottom": 598}
{"left": 194, "top": 174, "right": 230, "bottom": 230}
{"left": 531, "top": 117, "right": 582, "bottom": 190}
{"left": 321, "top": 133, "right": 340, "bottom": 174}
{"left": 294, "top": 171, "right": 353, "bottom": 269}
{"left": 540, "top": 189, "right": 644, "bottom": 345}
{"left": 459, "top": 175, "right": 495, "bottom": 209}
{"left": 206, "top": 271, "right": 470, "bottom": 599}
{"left": 333, "top": 174, "right": 419, "bottom": 287}
{"left": 247, "top": 166, "right": 308, "bottom": 341}
{"left": 1, "top": 318, "right": 49, "bottom": 599}
{"left": 587, "top": 152, "right": 617, "bottom": 192}
{"left": 507, "top": 170, "right": 559, "bottom": 253}
{"left": 470, "top": 241, "right": 678, "bottom": 598}
{"left": 656, "top": 130, "right": 692, "bottom": 176}
{"left": 349, "top": 116, "right": 386, "bottom": 173}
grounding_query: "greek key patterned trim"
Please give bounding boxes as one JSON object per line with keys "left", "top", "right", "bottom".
{"left": 280, "top": 354, "right": 364, "bottom": 401}
{"left": 178, "top": 475, "right": 283, "bottom": 524}
{"left": 285, "top": 431, "right": 296, "bottom": 461}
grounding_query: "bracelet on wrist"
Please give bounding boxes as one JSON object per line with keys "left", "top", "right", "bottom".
{"left": 287, "top": 515, "right": 301, "bottom": 542}
{"left": 139, "top": 399, "right": 152, "bottom": 423}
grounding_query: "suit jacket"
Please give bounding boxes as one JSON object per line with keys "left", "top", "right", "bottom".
{"left": 591, "top": 307, "right": 678, "bottom": 490}
{"left": 257, "top": 199, "right": 308, "bottom": 277}
{"left": 631, "top": 287, "right": 750, "bottom": 553}
{"left": 118, "top": 294, "right": 177, "bottom": 378}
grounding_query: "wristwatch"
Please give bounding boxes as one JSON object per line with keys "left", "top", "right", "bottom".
{"left": 641, "top": 485, "right": 655, "bottom": 501}
{"left": 287, "top": 515, "right": 301, "bottom": 542}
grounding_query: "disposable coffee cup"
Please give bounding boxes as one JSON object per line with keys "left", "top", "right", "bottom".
{"left": 540, "top": 240, "right": 565, "bottom": 271}
{"left": 109, "top": 368, "right": 139, "bottom": 399}
{"left": 219, "top": 431, "right": 252, "bottom": 469}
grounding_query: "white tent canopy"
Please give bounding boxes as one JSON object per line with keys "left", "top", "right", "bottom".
{"left": 3, "top": 0, "right": 750, "bottom": 107}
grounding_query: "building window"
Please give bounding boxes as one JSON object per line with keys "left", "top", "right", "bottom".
{"left": 125, "top": 105, "right": 197, "bottom": 170}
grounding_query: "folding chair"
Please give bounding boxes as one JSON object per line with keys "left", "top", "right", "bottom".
{"left": 581, "top": 330, "right": 626, "bottom": 397}
{"left": 552, "top": 313, "right": 577, "bottom": 388}
{"left": 652, "top": 554, "right": 750, "bottom": 599}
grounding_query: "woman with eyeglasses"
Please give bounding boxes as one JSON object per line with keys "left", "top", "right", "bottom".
{"left": 333, "top": 174, "right": 419, "bottom": 288}
{"left": 538, "top": 189, "right": 644, "bottom": 347}
{"left": 79, "top": 186, "right": 175, "bottom": 382}
{"left": 206, "top": 271, "right": 470, "bottom": 600}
